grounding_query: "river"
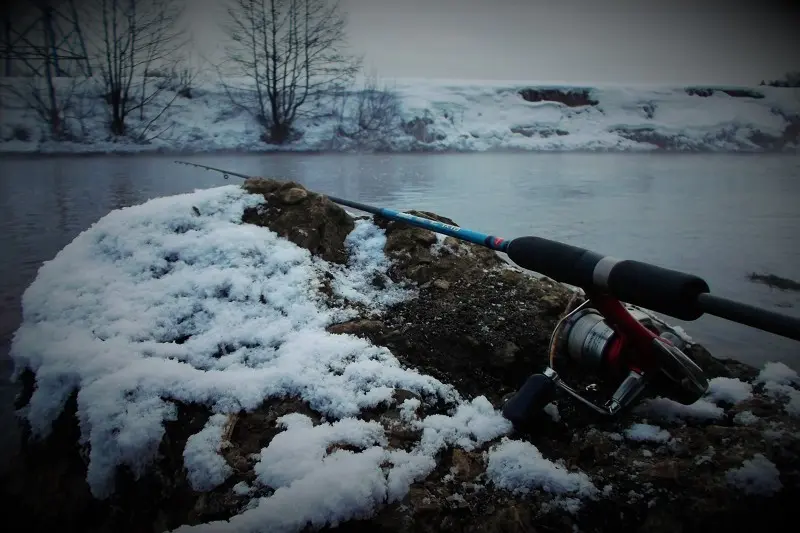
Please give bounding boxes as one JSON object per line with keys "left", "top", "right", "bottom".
{"left": 1, "top": 152, "right": 799, "bottom": 472}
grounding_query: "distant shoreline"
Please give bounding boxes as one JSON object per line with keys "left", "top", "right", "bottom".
{"left": 2, "top": 147, "right": 800, "bottom": 159}
{"left": 2, "top": 80, "right": 799, "bottom": 156}
{"left": 3, "top": 150, "right": 800, "bottom": 158}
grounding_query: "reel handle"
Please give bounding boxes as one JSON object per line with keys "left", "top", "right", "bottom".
{"left": 502, "top": 373, "right": 556, "bottom": 429}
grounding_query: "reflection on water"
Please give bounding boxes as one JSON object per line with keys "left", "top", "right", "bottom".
{"left": 110, "top": 169, "right": 138, "bottom": 211}
{"left": 0, "top": 151, "right": 799, "bottom": 471}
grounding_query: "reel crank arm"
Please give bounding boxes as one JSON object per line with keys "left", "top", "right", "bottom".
{"left": 502, "top": 367, "right": 650, "bottom": 428}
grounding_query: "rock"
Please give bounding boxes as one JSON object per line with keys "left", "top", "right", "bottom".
{"left": 241, "top": 177, "right": 354, "bottom": 263}
{"left": 646, "top": 460, "right": 681, "bottom": 481}
{"left": 432, "top": 279, "right": 451, "bottom": 290}
{"left": 279, "top": 187, "right": 308, "bottom": 205}
{"left": 493, "top": 341, "right": 519, "bottom": 366}
{"left": 539, "top": 293, "right": 570, "bottom": 314}
{"left": 637, "top": 505, "right": 683, "bottom": 533}
{"left": 393, "top": 389, "right": 421, "bottom": 405}
{"left": 327, "top": 319, "right": 384, "bottom": 336}
{"left": 408, "top": 486, "right": 442, "bottom": 512}
{"left": 450, "top": 449, "right": 484, "bottom": 481}
{"left": 519, "top": 88, "right": 598, "bottom": 107}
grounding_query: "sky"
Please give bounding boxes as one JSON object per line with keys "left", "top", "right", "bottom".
{"left": 333, "top": 0, "right": 799, "bottom": 85}
{"left": 14, "top": 0, "right": 800, "bottom": 85}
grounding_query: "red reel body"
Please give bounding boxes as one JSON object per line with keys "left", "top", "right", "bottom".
{"left": 502, "top": 291, "right": 710, "bottom": 427}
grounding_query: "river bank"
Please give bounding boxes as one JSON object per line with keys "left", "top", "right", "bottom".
{"left": 2, "top": 78, "right": 798, "bottom": 155}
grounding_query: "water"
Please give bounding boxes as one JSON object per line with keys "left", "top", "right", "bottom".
{"left": 1, "top": 152, "right": 799, "bottom": 471}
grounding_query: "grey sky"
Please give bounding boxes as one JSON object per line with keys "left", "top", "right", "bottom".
{"left": 335, "top": 0, "right": 798, "bottom": 85}
{"left": 185, "top": 0, "right": 797, "bottom": 85}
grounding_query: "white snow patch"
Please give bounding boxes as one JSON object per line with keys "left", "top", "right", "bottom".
{"left": 704, "top": 377, "right": 753, "bottom": 405}
{"left": 253, "top": 414, "right": 388, "bottom": 489}
{"left": 414, "top": 396, "right": 513, "bottom": 455}
{"left": 694, "top": 447, "right": 715, "bottom": 466}
{"left": 624, "top": 423, "right": 671, "bottom": 443}
{"left": 671, "top": 326, "right": 694, "bottom": 343}
{"left": 9, "top": 185, "right": 465, "bottom": 500}
{"left": 430, "top": 233, "right": 449, "bottom": 257}
{"left": 399, "top": 398, "right": 421, "bottom": 422}
{"left": 329, "top": 219, "right": 413, "bottom": 310}
{"left": 633, "top": 397, "right": 724, "bottom": 423}
{"left": 762, "top": 383, "right": 800, "bottom": 417}
{"left": 447, "top": 493, "right": 467, "bottom": 505}
{"left": 755, "top": 362, "right": 800, "bottom": 387}
{"left": 485, "top": 438, "right": 597, "bottom": 498}
{"left": 175, "top": 397, "right": 511, "bottom": 533}
{"left": 733, "top": 410, "right": 760, "bottom": 426}
{"left": 725, "top": 454, "right": 783, "bottom": 496}
{"left": 183, "top": 414, "right": 233, "bottom": 492}
{"left": 543, "top": 403, "right": 561, "bottom": 422}
{"left": 755, "top": 362, "right": 800, "bottom": 418}
{"left": 233, "top": 482, "right": 253, "bottom": 496}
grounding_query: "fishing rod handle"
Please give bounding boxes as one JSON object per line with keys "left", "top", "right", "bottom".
{"left": 505, "top": 236, "right": 709, "bottom": 321}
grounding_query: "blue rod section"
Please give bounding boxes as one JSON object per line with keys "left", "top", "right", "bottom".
{"left": 329, "top": 195, "right": 510, "bottom": 252}
{"left": 175, "top": 160, "right": 510, "bottom": 252}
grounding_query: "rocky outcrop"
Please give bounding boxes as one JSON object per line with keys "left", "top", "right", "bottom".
{"left": 2, "top": 179, "right": 798, "bottom": 533}
{"left": 684, "top": 87, "right": 765, "bottom": 99}
{"left": 519, "top": 88, "right": 599, "bottom": 107}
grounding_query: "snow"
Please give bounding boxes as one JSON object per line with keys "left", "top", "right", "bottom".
{"left": 1, "top": 76, "right": 798, "bottom": 154}
{"left": 755, "top": 362, "right": 800, "bottom": 418}
{"left": 485, "top": 438, "right": 598, "bottom": 499}
{"left": 233, "top": 482, "right": 253, "bottom": 496}
{"left": 733, "top": 411, "right": 760, "bottom": 426}
{"left": 755, "top": 362, "right": 800, "bottom": 387}
{"left": 329, "top": 219, "right": 413, "bottom": 310}
{"left": 398, "top": 398, "right": 422, "bottom": 422}
{"left": 543, "top": 402, "right": 561, "bottom": 422}
{"left": 180, "top": 444, "right": 393, "bottom": 533}
{"left": 183, "top": 414, "right": 233, "bottom": 492}
{"left": 704, "top": 377, "right": 753, "bottom": 405}
{"left": 9, "top": 183, "right": 523, "bottom": 531}
{"left": 414, "top": 396, "right": 513, "bottom": 456}
{"left": 178, "top": 397, "right": 510, "bottom": 533}
{"left": 694, "top": 447, "right": 716, "bottom": 466}
{"left": 633, "top": 397, "right": 724, "bottom": 423}
{"left": 253, "top": 414, "right": 387, "bottom": 489}
{"left": 725, "top": 454, "right": 783, "bottom": 496}
{"left": 624, "top": 423, "right": 671, "bottom": 443}
{"left": 9, "top": 184, "right": 466, "bottom": 499}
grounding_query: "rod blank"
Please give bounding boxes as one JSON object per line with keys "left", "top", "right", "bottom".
{"left": 697, "top": 293, "right": 800, "bottom": 342}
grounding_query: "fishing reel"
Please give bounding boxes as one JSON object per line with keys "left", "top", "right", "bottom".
{"left": 502, "top": 290, "right": 710, "bottom": 428}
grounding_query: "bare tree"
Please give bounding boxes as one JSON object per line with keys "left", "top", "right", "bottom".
{"left": 221, "top": 0, "right": 361, "bottom": 144}
{"left": 85, "top": 0, "right": 187, "bottom": 137}
{"left": 331, "top": 71, "right": 403, "bottom": 149}
{"left": 0, "top": 1, "right": 92, "bottom": 139}
{"left": 763, "top": 71, "right": 800, "bottom": 88}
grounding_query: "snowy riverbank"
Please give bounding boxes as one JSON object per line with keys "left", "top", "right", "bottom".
{"left": 1, "top": 77, "right": 799, "bottom": 155}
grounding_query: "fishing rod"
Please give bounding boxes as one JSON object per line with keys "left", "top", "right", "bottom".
{"left": 175, "top": 159, "right": 799, "bottom": 342}
{"left": 175, "top": 160, "right": 800, "bottom": 425}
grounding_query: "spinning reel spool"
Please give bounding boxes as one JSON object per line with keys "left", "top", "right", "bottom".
{"left": 501, "top": 291, "right": 710, "bottom": 428}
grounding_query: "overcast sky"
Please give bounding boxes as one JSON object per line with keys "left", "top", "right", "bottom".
{"left": 184, "top": 0, "right": 798, "bottom": 85}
